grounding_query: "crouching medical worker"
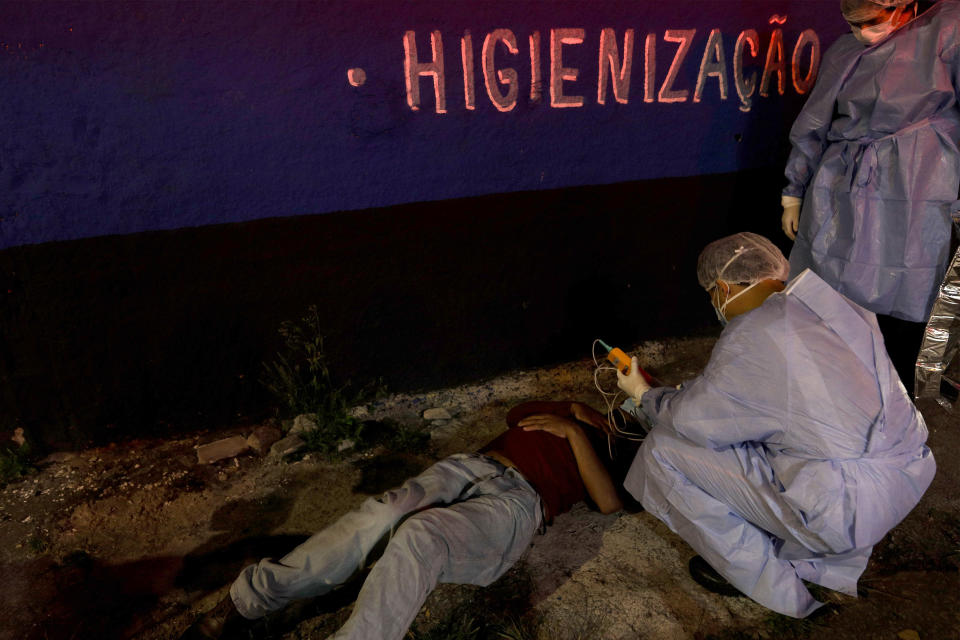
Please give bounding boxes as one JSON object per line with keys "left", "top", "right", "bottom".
{"left": 618, "top": 233, "right": 935, "bottom": 618}
{"left": 782, "top": 0, "right": 960, "bottom": 385}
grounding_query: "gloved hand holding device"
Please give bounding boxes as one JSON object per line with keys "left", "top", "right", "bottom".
{"left": 617, "top": 356, "right": 652, "bottom": 401}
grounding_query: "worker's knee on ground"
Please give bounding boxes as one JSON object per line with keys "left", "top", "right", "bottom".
{"left": 622, "top": 431, "right": 674, "bottom": 515}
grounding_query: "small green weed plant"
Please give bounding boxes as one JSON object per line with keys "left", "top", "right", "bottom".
{"left": 298, "top": 412, "right": 366, "bottom": 455}
{"left": 386, "top": 421, "right": 431, "bottom": 452}
{"left": 0, "top": 442, "right": 33, "bottom": 486}
{"left": 261, "top": 305, "right": 384, "bottom": 453}
{"left": 27, "top": 534, "right": 49, "bottom": 555}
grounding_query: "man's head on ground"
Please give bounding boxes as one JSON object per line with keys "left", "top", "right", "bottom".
{"left": 697, "top": 232, "right": 789, "bottom": 323}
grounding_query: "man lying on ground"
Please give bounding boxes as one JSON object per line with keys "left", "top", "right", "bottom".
{"left": 181, "top": 400, "right": 634, "bottom": 640}
{"left": 615, "top": 232, "right": 935, "bottom": 618}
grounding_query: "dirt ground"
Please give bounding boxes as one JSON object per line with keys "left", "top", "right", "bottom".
{"left": 1, "top": 336, "right": 958, "bottom": 640}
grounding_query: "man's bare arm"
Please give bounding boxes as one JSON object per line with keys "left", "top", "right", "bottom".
{"left": 506, "top": 401, "right": 575, "bottom": 429}
{"left": 507, "top": 400, "right": 613, "bottom": 435}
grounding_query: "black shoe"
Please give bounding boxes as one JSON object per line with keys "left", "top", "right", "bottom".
{"left": 180, "top": 595, "right": 257, "bottom": 640}
{"left": 688, "top": 555, "right": 744, "bottom": 598}
{"left": 806, "top": 601, "right": 842, "bottom": 622}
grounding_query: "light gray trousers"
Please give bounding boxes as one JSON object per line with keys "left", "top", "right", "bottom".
{"left": 230, "top": 453, "right": 542, "bottom": 640}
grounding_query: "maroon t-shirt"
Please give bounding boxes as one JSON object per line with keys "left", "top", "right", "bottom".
{"left": 481, "top": 426, "right": 586, "bottom": 521}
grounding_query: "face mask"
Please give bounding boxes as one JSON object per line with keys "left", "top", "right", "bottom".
{"left": 852, "top": 21, "right": 893, "bottom": 44}
{"left": 711, "top": 280, "right": 762, "bottom": 326}
{"left": 713, "top": 303, "right": 728, "bottom": 327}
{"left": 851, "top": 5, "right": 911, "bottom": 45}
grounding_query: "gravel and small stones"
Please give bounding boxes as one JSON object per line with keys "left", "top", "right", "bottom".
{"left": 247, "top": 426, "right": 283, "bottom": 454}
{"left": 270, "top": 434, "right": 306, "bottom": 458}
{"left": 196, "top": 436, "right": 249, "bottom": 464}
{"left": 347, "top": 405, "right": 371, "bottom": 420}
{"left": 290, "top": 414, "right": 318, "bottom": 435}
{"left": 422, "top": 407, "right": 453, "bottom": 421}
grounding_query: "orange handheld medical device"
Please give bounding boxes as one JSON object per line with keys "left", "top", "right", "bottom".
{"left": 598, "top": 339, "right": 656, "bottom": 383}
{"left": 598, "top": 339, "right": 632, "bottom": 375}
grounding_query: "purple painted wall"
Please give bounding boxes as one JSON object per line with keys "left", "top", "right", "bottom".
{"left": 1, "top": 1, "right": 844, "bottom": 249}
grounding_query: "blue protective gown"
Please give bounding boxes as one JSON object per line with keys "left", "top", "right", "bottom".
{"left": 624, "top": 269, "right": 935, "bottom": 617}
{"left": 784, "top": 0, "right": 960, "bottom": 322}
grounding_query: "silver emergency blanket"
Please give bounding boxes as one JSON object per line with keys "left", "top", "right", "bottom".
{"left": 784, "top": 0, "right": 960, "bottom": 323}
{"left": 916, "top": 213, "right": 960, "bottom": 406}
{"left": 623, "top": 270, "right": 935, "bottom": 618}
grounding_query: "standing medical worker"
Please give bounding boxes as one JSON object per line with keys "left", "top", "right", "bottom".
{"left": 781, "top": 0, "right": 960, "bottom": 386}
{"left": 617, "top": 233, "right": 935, "bottom": 618}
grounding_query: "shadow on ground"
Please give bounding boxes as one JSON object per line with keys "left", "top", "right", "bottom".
{"left": 176, "top": 487, "right": 313, "bottom": 591}
{"left": 3, "top": 552, "right": 186, "bottom": 640}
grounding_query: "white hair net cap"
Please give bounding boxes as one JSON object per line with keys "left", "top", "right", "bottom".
{"left": 697, "top": 232, "right": 790, "bottom": 291}
{"left": 841, "top": 0, "right": 912, "bottom": 23}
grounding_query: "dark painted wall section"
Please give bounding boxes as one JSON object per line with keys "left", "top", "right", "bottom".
{"left": 1, "top": 168, "right": 786, "bottom": 447}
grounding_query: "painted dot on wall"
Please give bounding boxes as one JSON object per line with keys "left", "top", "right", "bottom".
{"left": 347, "top": 68, "right": 367, "bottom": 87}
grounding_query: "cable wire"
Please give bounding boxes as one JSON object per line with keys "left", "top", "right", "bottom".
{"left": 591, "top": 339, "right": 651, "bottom": 446}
